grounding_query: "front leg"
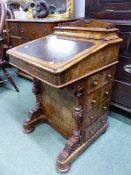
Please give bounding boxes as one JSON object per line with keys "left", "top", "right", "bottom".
{"left": 23, "top": 78, "right": 45, "bottom": 133}
{"left": 57, "top": 81, "right": 84, "bottom": 172}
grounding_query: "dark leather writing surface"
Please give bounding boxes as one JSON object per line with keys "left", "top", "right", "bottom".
{"left": 15, "top": 35, "right": 94, "bottom": 64}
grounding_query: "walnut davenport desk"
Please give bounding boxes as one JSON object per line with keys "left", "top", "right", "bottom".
{"left": 7, "top": 20, "right": 122, "bottom": 172}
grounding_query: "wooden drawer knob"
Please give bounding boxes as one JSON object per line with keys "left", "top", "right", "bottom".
{"left": 90, "top": 116, "right": 94, "bottom": 120}
{"left": 16, "top": 24, "right": 20, "bottom": 28}
{"left": 107, "top": 74, "right": 112, "bottom": 78}
{"left": 93, "top": 80, "right": 98, "bottom": 86}
{"left": 44, "top": 30, "right": 48, "bottom": 35}
{"left": 32, "top": 30, "right": 36, "bottom": 35}
{"left": 89, "top": 130, "right": 94, "bottom": 134}
{"left": 92, "top": 99, "right": 96, "bottom": 104}
{"left": 101, "top": 120, "right": 106, "bottom": 124}
{"left": 103, "top": 106, "right": 108, "bottom": 111}
{"left": 105, "top": 91, "right": 109, "bottom": 96}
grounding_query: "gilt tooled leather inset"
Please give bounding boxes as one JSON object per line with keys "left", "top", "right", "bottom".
{"left": 15, "top": 35, "right": 94, "bottom": 64}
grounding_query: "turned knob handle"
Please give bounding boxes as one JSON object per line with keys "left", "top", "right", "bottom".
{"left": 32, "top": 30, "right": 36, "bottom": 35}
{"left": 105, "top": 91, "right": 109, "bottom": 96}
{"left": 92, "top": 99, "right": 97, "bottom": 104}
{"left": 103, "top": 106, "right": 108, "bottom": 111}
{"left": 93, "top": 80, "right": 98, "bottom": 86}
{"left": 89, "top": 130, "right": 94, "bottom": 134}
{"left": 90, "top": 116, "right": 94, "bottom": 120}
{"left": 107, "top": 74, "right": 112, "bottom": 78}
{"left": 16, "top": 24, "right": 20, "bottom": 28}
{"left": 101, "top": 120, "right": 106, "bottom": 124}
{"left": 44, "top": 30, "right": 48, "bottom": 35}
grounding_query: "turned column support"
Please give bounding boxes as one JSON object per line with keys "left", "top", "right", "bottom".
{"left": 57, "top": 80, "right": 85, "bottom": 172}
{"left": 23, "top": 78, "right": 44, "bottom": 133}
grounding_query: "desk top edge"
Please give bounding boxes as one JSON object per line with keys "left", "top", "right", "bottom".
{"left": 6, "top": 18, "right": 81, "bottom": 23}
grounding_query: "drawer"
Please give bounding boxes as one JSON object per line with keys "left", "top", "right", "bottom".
{"left": 25, "top": 23, "right": 55, "bottom": 40}
{"left": 115, "top": 55, "right": 131, "bottom": 84}
{"left": 8, "top": 22, "right": 56, "bottom": 42}
{"left": 112, "top": 80, "right": 131, "bottom": 109}
{"left": 9, "top": 23, "right": 27, "bottom": 38}
{"left": 8, "top": 23, "right": 20, "bottom": 36}
{"left": 84, "top": 98, "right": 110, "bottom": 127}
{"left": 84, "top": 113, "right": 108, "bottom": 141}
{"left": 85, "top": 66, "right": 115, "bottom": 94}
{"left": 85, "top": 83, "right": 112, "bottom": 111}
{"left": 11, "top": 36, "right": 27, "bottom": 47}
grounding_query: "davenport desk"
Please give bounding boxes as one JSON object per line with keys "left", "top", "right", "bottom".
{"left": 7, "top": 20, "right": 122, "bottom": 172}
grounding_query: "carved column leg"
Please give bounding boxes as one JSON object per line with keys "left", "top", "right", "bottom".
{"left": 57, "top": 81, "right": 84, "bottom": 172}
{"left": 23, "top": 78, "right": 45, "bottom": 133}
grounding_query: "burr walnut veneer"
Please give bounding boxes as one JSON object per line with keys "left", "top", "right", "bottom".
{"left": 7, "top": 20, "right": 122, "bottom": 172}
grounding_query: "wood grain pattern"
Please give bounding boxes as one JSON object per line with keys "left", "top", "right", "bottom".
{"left": 8, "top": 38, "right": 120, "bottom": 88}
{"left": 7, "top": 20, "right": 122, "bottom": 172}
{"left": 7, "top": 19, "right": 79, "bottom": 47}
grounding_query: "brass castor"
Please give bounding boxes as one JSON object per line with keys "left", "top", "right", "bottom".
{"left": 23, "top": 120, "right": 35, "bottom": 133}
{"left": 57, "top": 161, "right": 71, "bottom": 173}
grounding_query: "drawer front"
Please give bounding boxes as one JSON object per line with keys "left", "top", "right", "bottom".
{"left": 10, "top": 36, "right": 27, "bottom": 47}
{"left": 84, "top": 98, "right": 110, "bottom": 127}
{"left": 85, "top": 113, "right": 108, "bottom": 141}
{"left": 61, "top": 43, "right": 120, "bottom": 87}
{"left": 112, "top": 80, "right": 131, "bottom": 109}
{"left": 9, "top": 22, "right": 29, "bottom": 46}
{"left": 8, "top": 22, "right": 56, "bottom": 44}
{"left": 85, "top": 83, "right": 112, "bottom": 111}
{"left": 22, "top": 23, "right": 55, "bottom": 40}
{"left": 86, "top": 66, "right": 115, "bottom": 94}
{"left": 115, "top": 55, "right": 131, "bottom": 84}
{"left": 9, "top": 22, "right": 27, "bottom": 38}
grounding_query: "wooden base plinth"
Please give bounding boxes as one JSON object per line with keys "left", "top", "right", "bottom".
{"left": 23, "top": 115, "right": 46, "bottom": 133}
{"left": 57, "top": 123, "right": 108, "bottom": 173}
{"left": 23, "top": 113, "right": 108, "bottom": 173}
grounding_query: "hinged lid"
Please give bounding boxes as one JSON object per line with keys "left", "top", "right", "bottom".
{"left": 7, "top": 20, "right": 122, "bottom": 74}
